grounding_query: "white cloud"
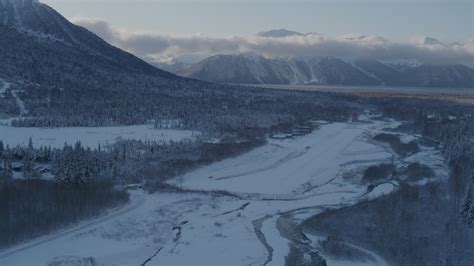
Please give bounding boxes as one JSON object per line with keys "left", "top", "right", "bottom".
{"left": 72, "top": 17, "right": 474, "bottom": 65}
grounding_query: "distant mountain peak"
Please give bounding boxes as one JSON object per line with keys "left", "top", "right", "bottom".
{"left": 257, "top": 29, "right": 304, "bottom": 38}
{"left": 344, "top": 35, "right": 367, "bottom": 41}
{"left": 257, "top": 29, "right": 323, "bottom": 38}
{"left": 1, "top": 0, "right": 102, "bottom": 48}
{"left": 239, "top": 51, "right": 265, "bottom": 60}
{"left": 423, "top": 37, "right": 444, "bottom": 46}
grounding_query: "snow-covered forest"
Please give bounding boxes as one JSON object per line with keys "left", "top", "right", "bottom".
{"left": 0, "top": 0, "right": 473, "bottom": 264}
{"left": 1, "top": 91, "right": 473, "bottom": 265}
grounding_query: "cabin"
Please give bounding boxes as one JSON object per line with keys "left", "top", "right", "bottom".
{"left": 270, "top": 133, "right": 293, "bottom": 140}
{"left": 447, "top": 115, "right": 457, "bottom": 121}
{"left": 307, "top": 120, "right": 322, "bottom": 129}
{"left": 292, "top": 126, "right": 312, "bottom": 136}
{"left": 124, "top": 184, "right": 143, "bottom": 190}
{"left": 11, "top": 162, "right": 23, "bottom": 172}
{"left": 426, "top": 113, "right": 438, "bottom": 124}
{"left": 39, "top": 167, "right": 51, "bottom": 173}
{"left": 309, "top": 120, "right": 330, "bottom": 125}
{"left": 294, "top": 126, "right": 312, "bottom": 132}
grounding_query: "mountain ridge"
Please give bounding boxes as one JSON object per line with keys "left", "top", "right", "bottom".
{"left": 257, "top": 29, "right": 323, "bottom": 38}
{"left": 179, "top": 54, "right": 474, "bottom": 88}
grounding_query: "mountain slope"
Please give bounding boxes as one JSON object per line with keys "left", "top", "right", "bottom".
{"left": 0, "top": 0, "right": 176, "bottom": 88}
{"left": 180, "top": 54, "right": 474, "bottom": 88}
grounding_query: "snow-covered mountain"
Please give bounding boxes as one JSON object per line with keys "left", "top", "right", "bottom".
{"left": 423, "top": 37, "right": 444, "bottom": 46}
{"left": 257, "top": 29, "right": 305, "bottom": 38}
{"left": 257, "top": 29, "right": 323, "bottom": 38}
{"left": 0, "top": 0, "right": 177, "bottom": 88}
{"left": 180, "top": 54, "right": 474, "bottom": 88}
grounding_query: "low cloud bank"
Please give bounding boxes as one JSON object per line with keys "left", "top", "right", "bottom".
{"left": 73, "top": 17, "right": 474, "bottom": 65}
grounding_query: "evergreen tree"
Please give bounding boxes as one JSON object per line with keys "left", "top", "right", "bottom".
{"left": 0, "top": 140, "right": 4, "bottom": 159}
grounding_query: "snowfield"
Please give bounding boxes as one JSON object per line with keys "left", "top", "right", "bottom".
{"left": 0, "top": 125, "right": 198, "bottom": 149}
{"left": 171, "top": 122, "right": 392, "bottom": 196}
{"left": 0, "top": 119, "right": 447, "bottom": 266}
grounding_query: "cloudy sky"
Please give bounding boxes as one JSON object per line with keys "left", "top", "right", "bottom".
{"left": 42, "top": 0, "right": 473, "bottom": 65}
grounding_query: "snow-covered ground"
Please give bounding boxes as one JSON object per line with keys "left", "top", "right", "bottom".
{"left": 305, "top": 235, "right": 388, "bottom": 266}
{"left": 0, "top": 79, "right": 11, "bottom": 98}
{"left": 10, "top": 90, "right": 28, "bottom": 116}
{"left": 0, "top": 125, "right": 198, "bottom": 149}
{"left": 0, "top": 119, "right": 447, "bottom": 266}
{"left": 171, "top": 122, "right": 391, "bottom": 196}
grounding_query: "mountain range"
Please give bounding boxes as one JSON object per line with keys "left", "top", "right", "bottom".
{"left": 0, "top": 1, "right": 472, "bottom": 90}
{"left": 256, "top": 29, "right": 323, "bottom": 38}
{"left": 178, "top": 54, "right": 474, "bottom": 88}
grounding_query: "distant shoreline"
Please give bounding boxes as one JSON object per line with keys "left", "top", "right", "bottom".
{"left": 242, "top": 84, "right": 474, "bottom": 104}
{"left": 246, "top": 84, "right": 474, "bottom": 95}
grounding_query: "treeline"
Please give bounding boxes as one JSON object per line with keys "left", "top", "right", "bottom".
{"left": 375, "top": 97, "right": 474, "bottom": 223}
{"left": 10, "top": 83, "right": 359, "bottom": 134}
{"left": 304, "top": 182, "right": 473, "bottom": 266}
{"left": 0, "top": 140, "right": 131, "bottom": 248}
{"left": 1, "top": 135, "right": 265, "bottom": 185}
{"left": 0, "top": 180, "right": 128, "bottom": 249}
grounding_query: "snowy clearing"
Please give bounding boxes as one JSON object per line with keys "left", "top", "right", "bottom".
{"left": 10, "top": 90, "right": 28, "bottom": 116}
{"left": 171, "top": 122, "right": 392, "bottom": 196}
{"left": 0, "top": 118, "right": 448, "bottom": 266}
{"left": 0, "top": 125, "right": 198, "bottom": 149}
{"left": 363, "top": 182, "right": 398, "bottom": 200}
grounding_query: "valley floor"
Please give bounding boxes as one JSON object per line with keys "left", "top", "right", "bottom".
{"left": 0, "top": 117, "right": 447, "bottom": 266}
{"left": 253, "top": 84, "right": 474, "bottom": 105}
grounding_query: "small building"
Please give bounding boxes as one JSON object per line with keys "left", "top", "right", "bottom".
{"left": 307, "top": 120, "right": 321, "bottom": 129}
{"left": 447, "top": 115, "right": 457, "bottom": 121}
{"left": 39, "top": 167, "right": 51, "bottom": 173}
{"left": 310, "top": 120, "right": 330, "bottom": 125}
{"left": 294, "top": 126, "right": 312, "bottom": 133}
{"left": 270, "top": 133, "right": 292, "bottom": 140}
{"left": 11, "top": 162, "right": 23, "bottom": 172}
{"left": 124, "top": 184, "right": 143, "bottom": 190}
{"left": 294, "top": 129, "right": 311, "bottom": 135}
{"left": 426, "top": 113, "right": 438, "bottom": 124}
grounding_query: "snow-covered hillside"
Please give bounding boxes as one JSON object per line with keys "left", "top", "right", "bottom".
{"left": 0, "top": 117, "right": 447, "bottom": 265}
{"left": 0, "top": 0, "right": 177, "bottom": 90}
